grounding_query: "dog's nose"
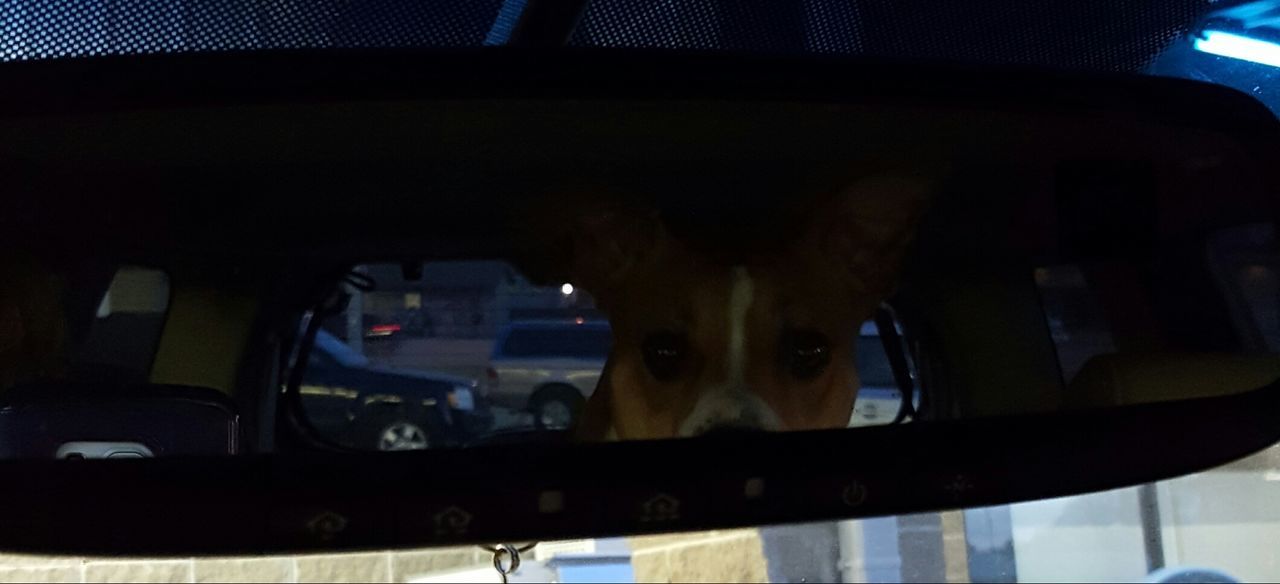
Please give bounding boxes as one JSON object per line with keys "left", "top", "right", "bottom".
{"left": 678, "top": 391, "right": 784, "bottom": 437}
{"left": 700, "top": 424, "right": 765, "bottom": 439}
{"left": 692, "top": 413, "right": 765, "bottom": 436}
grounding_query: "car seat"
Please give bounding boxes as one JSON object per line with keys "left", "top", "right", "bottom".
{"left": 0, "top": 382, "right": 240, "bottom": 458}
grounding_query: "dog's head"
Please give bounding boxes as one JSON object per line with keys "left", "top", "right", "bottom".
{"left": 569, "top": 176, "right": 931, "bottom": 440}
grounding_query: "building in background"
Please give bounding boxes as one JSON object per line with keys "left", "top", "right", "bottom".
{"left": 357, "top": 262, "right": 596, "bottom": 340}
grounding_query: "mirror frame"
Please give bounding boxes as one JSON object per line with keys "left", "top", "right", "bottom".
{"left": 0, "top": 384, "right": 1276, "bottom": 554}
{"left": 0, "top": 48, "right": 1278, "bottom": 555}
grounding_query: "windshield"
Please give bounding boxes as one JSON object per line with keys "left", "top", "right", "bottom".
{"left": 2, "top": 1, "right": 1279, "bottom": 583}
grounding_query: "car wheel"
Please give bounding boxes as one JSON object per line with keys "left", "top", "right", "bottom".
{"left": 375, "top": 420, "right": 430, "bottom": 451}
{"left": 530, "top": 385, "right": 584, "bottom": 431}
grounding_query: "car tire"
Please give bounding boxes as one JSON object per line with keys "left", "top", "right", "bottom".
{"left": 374, "top": 419, "right": 431, "bottom": 451}
{"left": 529, "top": 385, "right": 584, "bottom": 431}
{"left": 352, "top": 412, "right": 432, "bottom": 451}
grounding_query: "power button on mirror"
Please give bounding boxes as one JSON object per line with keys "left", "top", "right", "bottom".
{"left": 841, "top": 481, "right": 869, "bottom": 508}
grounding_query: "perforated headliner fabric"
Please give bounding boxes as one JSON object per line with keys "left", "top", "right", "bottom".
{"left": 0, "top": 0, "right": 505, "bottom": 59}
{"left": 571, "top": 0, "right": 1213, "bottom": 72}
{"left": 1, "top": 0, "right": 1214, "bottom": 73}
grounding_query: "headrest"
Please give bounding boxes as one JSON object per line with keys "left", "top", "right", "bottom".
{"left": 1067, "top": 352, "right": 1280, "bottom": 408}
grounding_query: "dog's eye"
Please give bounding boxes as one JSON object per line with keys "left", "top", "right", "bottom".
{"left": 783, "top": 329, "right": 831, "bottom": 380}
{"left": 642, "top": 331, "right": 687, "bottom": 382}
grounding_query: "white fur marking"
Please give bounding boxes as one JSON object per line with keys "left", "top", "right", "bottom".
{"left": 676, "top": 266, "right": 784, "bottom": 437}
{"left": 726, "top": 266, "right": 754, "bottom": 385}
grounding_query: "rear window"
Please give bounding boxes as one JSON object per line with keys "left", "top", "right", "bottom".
{"left": 1035, "top": 264, "right": 1118, "bottom": 384}
{"left": 1208, "top": 223, "right": 1279, "bottom": 352}
{"left": 499, "top": 327, "right": 613, "bottom": 360}
{"left": 854, "top": 336, "right": 896, "bottom": 388}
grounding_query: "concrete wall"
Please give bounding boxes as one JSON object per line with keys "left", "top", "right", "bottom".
{"left": 1008, "top": 487, "right": 1149, "bottom": 583}
{"left": 1155, "top": 443, "right": 1280, "bottom": 583}
{"left": 1007, "top": 443, "right": 1280, "bottom": 583}
{"left": 628, "top": 530, "right": 770, "bottom": 583}
{"left": 0, "top": 533, "right": 766, "bottom": 583}
{"left": 0, "top": 548, "right": 492, "bottom": 584}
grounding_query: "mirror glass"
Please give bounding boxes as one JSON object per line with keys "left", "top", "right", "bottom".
{"left": 296, "top": 259, "right": 923, "bottom": 451}
{"left": 288, "top": 218, "right": 1278, "bottom": 452}
{"left": 0, "top": 97, "right": 1277, "bottom": 458}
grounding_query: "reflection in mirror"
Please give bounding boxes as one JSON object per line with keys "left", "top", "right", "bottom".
{"left": 296, "top": 260, "right": 918, "bottom": 451}
{"left": 292, "top": 226, "right": 1279, "bottom": 451}
{"left": 1, "top": 221, "right": 1276, "bottom": 458}
{"left": 0, "top": 221, "right": 1275, "bottom": 457}
{"left": 1046, "top": 223, "right": 1280, "bottom": 411}
{"left": 0, "top": 263, "right": 244, "bottom": 459}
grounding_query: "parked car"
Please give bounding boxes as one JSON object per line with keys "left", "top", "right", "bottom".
{"left": 485, "top": 319, "right": 612, "bottom": 429}
{"left": 317, "top": 313, "right": 403, "bottom": 344}
{"left": 301, "top": 330, "right": 490, "bottom": 450}
{"left": 850, "top": 321, "right": 918, "bottom": 427}
{"left": 363, "top": 320, "right": 402, "bottom": 340}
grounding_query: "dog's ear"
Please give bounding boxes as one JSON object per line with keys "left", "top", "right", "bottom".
{"left": 569, "top": 206, "right": 666, "bottom": 309}
{"left": 505, "top": 185, "right": 664, "bottom": 309}
{"left": 804, "top": 174, "right": 933, "bottom": 314}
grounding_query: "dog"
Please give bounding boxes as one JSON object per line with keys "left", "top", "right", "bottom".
{"left": 531, "top": 174, "right": 933, "bottom": 441}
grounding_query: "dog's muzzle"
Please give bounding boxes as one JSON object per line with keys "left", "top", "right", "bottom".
{"left": 678, "top": 391, "right": 783, "bottom": 437}
{"left": 686, "top": 414, "right": 767, "bottom": 436}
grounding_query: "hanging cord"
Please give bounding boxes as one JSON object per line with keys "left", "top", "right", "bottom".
{"left": 874, "top": 303, "right": 918, "bottom": 424}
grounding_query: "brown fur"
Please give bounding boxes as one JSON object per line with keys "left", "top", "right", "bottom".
{"left": 519, "top": 175, "right": 932, "bottom": 441}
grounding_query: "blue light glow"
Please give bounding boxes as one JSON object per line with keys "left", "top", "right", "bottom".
{"left": 1194, "top": 29, "right": 1280, "bottom": 68}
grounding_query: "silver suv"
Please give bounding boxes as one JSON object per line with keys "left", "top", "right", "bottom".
{"left": 485, "top": 319, "right": 611, "bottom": 429}
{"left": 849, "top": 321, "right": 915, "bottom": 427}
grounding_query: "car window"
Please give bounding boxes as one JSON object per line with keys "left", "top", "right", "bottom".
{"left": 854, "top": 336, "right": 897, "bottom": 388}
{"left": 1237, "top": 262, "right": 1280, "bottom": 350}
{"left": 291, "top": 261, "right": 914, "bottom": 448}
{"left": 1209, "top": 223, "right": 1280, "bottom": 352}
{"left": 1034, "top": 264, "right": 1118, "bottom": 384}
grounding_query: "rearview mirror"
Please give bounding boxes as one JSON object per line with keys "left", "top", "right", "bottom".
{"left": 0, "top": 49, "right": 1276, "bottom": 556}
